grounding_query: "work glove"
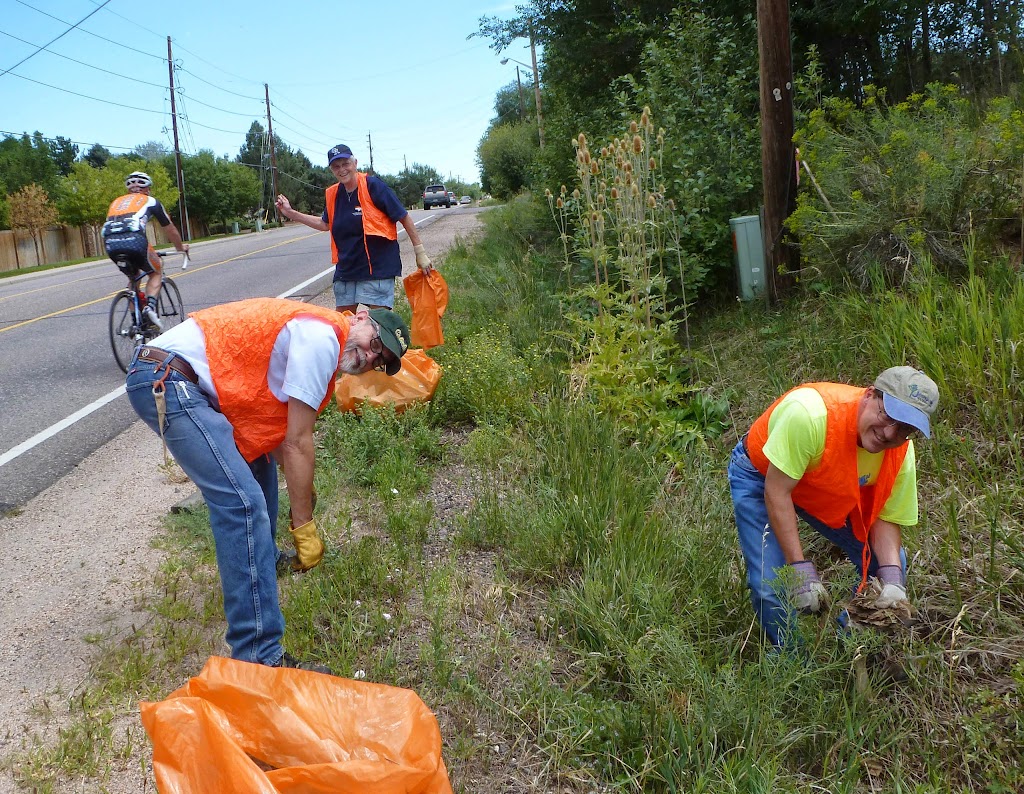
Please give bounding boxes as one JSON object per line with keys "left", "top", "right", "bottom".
{"left": 872, "top": 564, "right": 909, "bottom": 609}
{"left": 288, "top": 519, "right": 324, "bottom": 572}
{"left": 788, "top": 560, "right": 829, "bottom": 614}
{"left": 413, "top": 243, "right": 433, "bottom": 273}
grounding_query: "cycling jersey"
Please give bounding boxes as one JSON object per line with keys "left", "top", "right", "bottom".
{"left": 102, "top": 193, "right": 171, "bottom": 272}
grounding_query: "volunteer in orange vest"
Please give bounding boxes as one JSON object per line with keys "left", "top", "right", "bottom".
{"left": 125, "top": 297, "right": 411, "bottom": 673}
{"left": 102, "top": 170, "right": 189, "bottom": 330}
{"left": 727, "top": 367, "right": 939, "bottom": 647}
{"left": 275, "top": 144, "right": 433, "bottom": 313}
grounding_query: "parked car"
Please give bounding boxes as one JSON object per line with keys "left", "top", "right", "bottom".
{"left": 460, "top": 195, "right": 472, "bottom": 205}
{"left": 447, "top": 191, "right": 457, "bottom": 207}
{"left": 422, "top": 184, "right": 449, "bottom": 209}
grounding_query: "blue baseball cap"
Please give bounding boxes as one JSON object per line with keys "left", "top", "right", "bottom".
{"left": 875, "top": 366, "right": 940, "bottom": 438}
{"left": 327, "top": 144, "right": 353, "bottom": 164}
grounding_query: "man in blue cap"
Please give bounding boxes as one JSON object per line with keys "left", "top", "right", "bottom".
{"left": 275, "top": 144, "right": 433, "bottom": 313}
{"left": 727, "top": 366, "right": 939, "bottom": 647}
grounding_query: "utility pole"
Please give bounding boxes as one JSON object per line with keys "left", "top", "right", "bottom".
{"left": 264, "top": 83, "right": 280, "bottom": 223}
{"left": 757, "top": 0, "right": 797, "bottom": 301}
{"left": 366, "top": 132, "right": 374, "bottom": 174}
{"left": 166, "top": 37, "right": 189, "bottom": 240}
{"left": 514, "top": 65, "right": 526, "bottom": 121}
{"left": 529, "top": 22, "right": 545, "bottom": 149}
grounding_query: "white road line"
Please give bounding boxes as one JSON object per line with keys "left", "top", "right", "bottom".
{"left": 0, "top": 387, "right": 126, "bottom": 468}
{"left": 0, "top": 217, "right": 436, "bottom": 470}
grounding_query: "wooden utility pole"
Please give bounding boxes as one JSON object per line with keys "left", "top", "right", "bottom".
{"left": 166, "top": 37, "right": 189, "bottom": 240}
{"left": 366, "top": 132, "right": 374, "bottom": 174}
{"left": 514, "top": 65, "right": 526, "bottom": 120}
{"left": 529, "top": 22, "right": 545, "bottom": 149}
{"left": 757, "top": 0, "right": 797, "bottom": 301}
{"left": 264, "top": 84, "right": 280, "bottom": 223}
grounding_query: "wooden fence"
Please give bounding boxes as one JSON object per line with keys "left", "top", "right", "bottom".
{"left": 0, "top": 219, "right": 203, "bottom": 274}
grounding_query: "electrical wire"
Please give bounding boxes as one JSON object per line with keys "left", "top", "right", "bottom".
{"left": 0, "top": 28, "right": 166, "bottom": 89}
{"left": 1, "top": 0, "right": 112, "bottom": 78}
{"left": 0, "top": 128, "right": 135, "bottom": 151}
{"left": 13, "top": 0, "right": 164, "bottom": 61}
{"left": 4, "top": 71, "right": 165, "bottom": 114}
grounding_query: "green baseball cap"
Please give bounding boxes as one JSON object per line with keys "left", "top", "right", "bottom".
{"left": 368, "top": 308, "right": 410, "bottom": 376}
{"left": 874, "top": 366, "right": 939, "bottom": 438}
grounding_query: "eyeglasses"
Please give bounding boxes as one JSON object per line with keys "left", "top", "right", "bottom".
{"left": 369, "top": 321, "right": 392, "bottom": 372}
{"left": 875, "top": 393, "right": 919, "bottom": 441}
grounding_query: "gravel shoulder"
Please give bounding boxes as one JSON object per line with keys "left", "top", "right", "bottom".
{"left": 0, "top": 210, "right": 484, "bottom": 793}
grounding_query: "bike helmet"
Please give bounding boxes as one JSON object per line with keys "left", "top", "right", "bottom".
{"left": 125, "top": 171, "right": 153, "bottom": 189}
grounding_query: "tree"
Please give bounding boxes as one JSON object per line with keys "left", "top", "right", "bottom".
{"left": 477, "top": 121, "right": 539, "bottom": 199}
{"left": 83, "top": 143, "right": 112, "bottom": 169}
{"left": 57, "top": 162, "right": 124, "bottom": 256}
{"left": 132, "top": 140, "right": 171, "bottom": 160}
{"left": 380, "top": 163, "right": 445, "bottom": 207}
{"left": 179, "top": 150, "right": 260, "bottom": 231}
{"left": 0, "top": 133, "right": 60, "bottom": 197}
{"left": 9, "top": 183, "right": 59, "bottom": 267}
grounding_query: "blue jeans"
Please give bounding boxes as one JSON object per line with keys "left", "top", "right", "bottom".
{"left": 727, "top": 440, "right": 906, "bottom": 646}
{"left": 126, "top": 356, "right": 286, "bottom": 665}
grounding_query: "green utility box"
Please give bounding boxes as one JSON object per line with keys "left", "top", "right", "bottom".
{"left": 729, "top": 215, "right": 767, "bottom": 301}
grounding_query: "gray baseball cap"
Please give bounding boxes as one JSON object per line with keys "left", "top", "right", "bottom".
{"left": 874, "top": 366, "right": 939, "bottom": 438}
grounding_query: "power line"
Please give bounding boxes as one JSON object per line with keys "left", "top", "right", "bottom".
{"left": 0, "top": 28, "right": 166, "bottom": 89}
{"left": 4, "top": 71, "right": 165, "bottom": 114}
{"left": 178, "top": 67, "right": 264, "bottom": 101}
{"left": 0, "top": 128, "right": 136, "bottom": 151}
{"left": 1, "top": 0, "right": 112, "bottom": 78}
{"left": 13, "top": 0, "right": 164, "bottom": 62}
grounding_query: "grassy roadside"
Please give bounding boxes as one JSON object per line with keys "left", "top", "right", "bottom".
{"left": 8, "top": 198, "right": 1023, "bottom": 792}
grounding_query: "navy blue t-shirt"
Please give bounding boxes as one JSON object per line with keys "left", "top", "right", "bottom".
{"left": 321, "top": 176, "right": 408, "bottom": 282}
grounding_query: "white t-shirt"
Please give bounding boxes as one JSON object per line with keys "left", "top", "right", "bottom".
{"left": 151, "top": 316, "right": 342, "bottom": 410}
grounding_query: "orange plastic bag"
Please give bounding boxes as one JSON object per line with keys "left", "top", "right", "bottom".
{"left": 140, "top": 656, "right": 453, "bottom": 794}
{"left": 402, "top": 270, "right": 448, "bottom": 349}
{"left": 335, "top": 348, "right": 441, "bottom": 413}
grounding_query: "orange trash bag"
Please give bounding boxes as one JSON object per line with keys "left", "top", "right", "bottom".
{"left": 140, "top": 656, "right": 453, "bottom": 794}
{"left": 335, "top": 348, "right": 442, "bottom": 414}
{"left": 402, "top": 270, "right": 448, "bottom": 349}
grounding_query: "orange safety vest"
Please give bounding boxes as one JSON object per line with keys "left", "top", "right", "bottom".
{"left": 746, "top": 383, "right": 909, "bottom": 580}
{"left": 324, "top": 172, "right": 398, "bottom": 273}
{"left": 193, "top": 298, "right": 350, "bottom": 462}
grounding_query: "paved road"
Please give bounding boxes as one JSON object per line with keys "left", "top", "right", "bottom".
{"left": 0, "top": 213, "right": 442, "bottom": 510}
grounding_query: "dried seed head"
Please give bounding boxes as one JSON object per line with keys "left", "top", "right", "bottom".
{"left": 590, "top": 211, "right": 599, "bottom": 222}
{"left": 667, "top": 199, "right": 676, "bottom": 211}
{"left": 632, "top": 183, "right": 640, "bottom": 197}
{"left": 610, "top": 187, "right": 619, "bottom": 200}
{"left": 613, "top": 137, "right": 621, "bottom": 149}
{"left": 647, "top": 194, "right": 656, "bottom": 208}
{"left": 632, "top": 135, "right": 643, "bottom": 154}
{"left": 599, "top": 181, "right": 607, "bottom": 191}
{"left": 560, "top": 185, "right": 567, "bottom": 195}
{"left": 629, "top": 120, "right": 639, "bottom": 134}
{"left": 556, "top": 197, "right": 564, "bottom": 209}
{"left": 649, "top": 157, "right": 657, "bottom": 170}
{"left": 601, "top": 147, "right": 609, "bottom": 158}
{"left": 624, "top": 161, "right": 633, "bottom": 173}
{"left": 583, "top": 150, "right": 591, "bottom": 164}
{"left": 590, "top": 162, "right": 599, "bottom": 175}
{"left": 597, "top": 194, "right": 606, "bottom": 205}
{"left": 640, "top": 108, "right": 650, "bottom": 127}
{"left": 572, "top": 188, "right": 580, "bottom": 200}
{"left": 578, "top": 133, "right": 587, "bottom": 147}
{"left": 545, "top": 188, "right": 552, "bottom": 198}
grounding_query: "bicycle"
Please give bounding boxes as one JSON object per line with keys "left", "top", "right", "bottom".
{"left": 108, "top": 250, "right": 188, "bottom": 372}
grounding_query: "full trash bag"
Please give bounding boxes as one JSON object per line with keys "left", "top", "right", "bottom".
{"left": 140, "top": 656, "right": 453, "bottom": 794}
{"left": 335, "top": 348, "right": 442, "bottom": 414}
{"left": 402, "top": 270, "right": 448, "bottom": 349}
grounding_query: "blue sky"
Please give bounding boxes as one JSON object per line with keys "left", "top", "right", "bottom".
{"left": 1, "top": 0, "right": 537, "bottom": 186}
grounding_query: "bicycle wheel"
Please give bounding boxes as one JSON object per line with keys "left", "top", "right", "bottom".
{"left": 154, "top": 277, "right": 185, "bottom": 335}
{"left": 109, "top": 291, "right": 141, "bottom": 373}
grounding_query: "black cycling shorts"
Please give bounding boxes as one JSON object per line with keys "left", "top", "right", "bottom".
{"left": 104, "top": 232, "right": 158, "bottom": 274}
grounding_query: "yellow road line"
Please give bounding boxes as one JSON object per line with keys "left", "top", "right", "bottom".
{"left": 0, "top": 234, "right": 320, "bottom": 335}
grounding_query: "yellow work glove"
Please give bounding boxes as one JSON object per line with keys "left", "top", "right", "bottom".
{"left": 289, "top": 519, "right": 324, "bottom": 572}
{"left": 413, "top": 243, "right": 433, "bottom": 273}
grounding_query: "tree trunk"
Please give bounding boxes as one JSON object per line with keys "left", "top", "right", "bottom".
{"left": 921, "top": 3, "right": 932, "bottom": 83}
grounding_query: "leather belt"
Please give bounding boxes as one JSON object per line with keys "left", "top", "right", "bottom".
{"left": 137, "top": 346, "right": 198, "bottom": 383}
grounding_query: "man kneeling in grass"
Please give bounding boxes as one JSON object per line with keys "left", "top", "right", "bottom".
{"left": 727, "top": 366, "right": 939, "bottom": 647}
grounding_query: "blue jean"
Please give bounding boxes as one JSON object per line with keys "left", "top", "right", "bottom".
{"left": 727, "top": 440, "right": 906, "bottom": 646}
{"left": 126, "top": 356, "right": 286, "bottom": 665}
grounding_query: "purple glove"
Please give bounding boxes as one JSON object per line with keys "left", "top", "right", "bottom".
{"left": 787, "top": 560, "right": 829, "bottom": 613}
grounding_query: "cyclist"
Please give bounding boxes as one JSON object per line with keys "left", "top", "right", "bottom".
{"left": 102, "top": 171, "right": 189, "bottom": 330}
